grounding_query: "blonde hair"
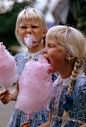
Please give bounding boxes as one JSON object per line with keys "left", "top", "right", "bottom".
{"left": 15, "top": 7, "right": 47, "bottom": 47}
{"left": 46, "top": 25, "right": 86, "bottom": 126}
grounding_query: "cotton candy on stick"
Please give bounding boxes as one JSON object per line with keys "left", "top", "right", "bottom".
{"left": 0, "top": 42, "right": 18, "bottom": 89}
{"left": 15, "top": 55, "right": 53, "bottom": 120}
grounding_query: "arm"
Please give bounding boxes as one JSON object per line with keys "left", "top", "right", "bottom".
{"left": 20, "top": 122, "right": 30, "bottom": 127}
{"left": 20, "top": 112, "right": 52, "bottom": 127}
{"left": 10, "top": 82, "right": 19, "bottom": 101}
{"left": 0, "top": 82, "right": 19, "bottom": 104}
{"left": 20, "top": 111, "right": 52, "bottom": 127}
{"left": 80, "top": 123, "right": 86, "bottom": 127}
{"left": 38, "top": 111, "right": 52, "bottom": 127}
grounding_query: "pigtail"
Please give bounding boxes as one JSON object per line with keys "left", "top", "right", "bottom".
{"left": 62, "top": 58, "right": 83, "bottom": 127}
{"left": 68, "top": 58, "right": 83, "bottom": 95}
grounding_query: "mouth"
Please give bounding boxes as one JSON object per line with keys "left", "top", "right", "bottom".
{"left": 44, "top": 56, "right": 53, "bottom": 73}
{"left": 44, "top": 56, "right": 51, "bottom": 64}
{"left": 25, "top": 34, "right": 36, "bottom": 41}
{"left": 47, "top": 58, "right": 51, "bottom": 64}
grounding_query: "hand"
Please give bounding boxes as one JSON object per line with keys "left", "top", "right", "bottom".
{"left": 20, "top": 122, "right": 30, "bottom": 127}
{"left": 0, "top": 90, "right": 11, "bottom": 104}
{"left": 80, "top": 123, "right": 86, "bottom": 127}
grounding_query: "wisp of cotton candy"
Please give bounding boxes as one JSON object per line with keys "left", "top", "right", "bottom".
{"left": 0, "top": 42, "right": 18, "bottom": 89}
{"left": 24, "top": 34, "right": 38, "bottom": 48}
{"left": 15, "top": 55, "right": 53, "bottom": 120}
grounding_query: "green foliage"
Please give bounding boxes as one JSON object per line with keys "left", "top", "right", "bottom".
{"left": 69, "top": 0, "right": 84, "bottom": 18}
{"left": 69, "top": 0, "right": 86, "bottom": 34}
{"left": 0, "top": 1, "right": 30, "bottom": 55}
{"left": 77, "top": 1, "right": 86, "bottom": 34}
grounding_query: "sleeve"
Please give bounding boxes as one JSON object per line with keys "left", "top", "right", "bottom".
{"left": 14, "top": 53, "right": 19, "bottom": 63}
{"left": 47, "top": 80, "right": 57, "bottom": 112}
{"left": 82, "top": 83, "right": 86, "bottom": 96}
{"left": 14, "top": 54, "right": 20, "bottom": 82}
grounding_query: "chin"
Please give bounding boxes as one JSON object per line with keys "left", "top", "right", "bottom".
{"left": 48, "top": 69, "right": 56, "bottom": 74}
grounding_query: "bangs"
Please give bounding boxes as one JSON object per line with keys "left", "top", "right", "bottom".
{"left": 17, "top": 9, "right": 44, "bottom": 28}
{"left": 46, "top": 26, "right": 71, "bottom": 48}
{"left": 46, "top": 30, "right": 57, "bottom": 41}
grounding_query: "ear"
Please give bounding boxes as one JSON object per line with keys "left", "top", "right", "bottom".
{"left": 17, "top": 29, "right": 20, "bottom": 36}
{"left": 66, "top": 55, "right": 75, "bottom": 61}
{"left": 42, "top": 28, "right": 47, "bottom": 38}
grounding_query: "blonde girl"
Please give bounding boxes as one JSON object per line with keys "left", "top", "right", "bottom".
{"left": 43, "top": 25, "right": 86, "bottom": 127}
{"left": 21, "top": 25, "right": 86, "bottom": 127}
{"left": 0, "top": 7, "right": 49, "bottom": 127}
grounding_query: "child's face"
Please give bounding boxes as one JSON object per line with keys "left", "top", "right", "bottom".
{"left": 43, "top": 39, "right": 66, "bottom": 73}
{"left": 17, "top": 19, "right": 46, "bottom": 48}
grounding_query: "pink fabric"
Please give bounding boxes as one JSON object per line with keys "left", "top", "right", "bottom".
{"left": 15, "top": 55, "right": 53, "bottom": 119}
{"left": 0, "top": 43, "right": 18, "bottom": 89}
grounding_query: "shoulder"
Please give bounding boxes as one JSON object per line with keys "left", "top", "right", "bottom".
{"left": 14, "top": 51, "right": 25, "bottom": 62}
{"left": 52, "top": 80, "right": 59, "bottom": 97}
{"left": 74, "top": 76, "right": 86, "bottom": 95}
{"left": 75, "top": 76, "right": 86, "bottom": 86}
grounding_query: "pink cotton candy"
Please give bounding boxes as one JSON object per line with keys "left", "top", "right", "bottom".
{"left": 15, "top": 55, "right": 53, "bottom": 120}
{"left": 0, "top": 43, "right": 18, "bottom": 89}
{"left": 24, "top": 34, "right": 37, "bottom": 48}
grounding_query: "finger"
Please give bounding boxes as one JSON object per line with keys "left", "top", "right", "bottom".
{"left": 23, "top": 125, "right": 30, "bottom": 127}
{"left": 0, "top": 93, "right": 9, "bottom": 100}
{"left": 1, "top": 93, "right": 10, "bottom": 103}
{"left": 4, "top": 90, "right": 10, "bottom": 94}
{"left": 1, "top": 99, "right": 8, "bottom": 105}
{"left": 0, "top": 90, "right": 10, "bottom": 99}
{"left": 0, "top": 90, "right": 9, "bottom": 96}
{"left": 0, "top": 93, "right": 9, "bottom": 103}
{"left": 0, "top": 95, "right": 5, "bottom": 100}
{"left": 21, "top": 122, "right": 30, "bottom": 127}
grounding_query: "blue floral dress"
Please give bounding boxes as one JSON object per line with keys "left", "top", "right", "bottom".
{"left": 48, "top": 73, "right": 86, "bottom": 127}
{"left": 7, "top": 49, "right": 50, "bottom": 127}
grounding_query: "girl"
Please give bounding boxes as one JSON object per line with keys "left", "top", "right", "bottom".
{"left": 0, "top": 7, "right": 49, "bottom": 127}
{"left": 21, "top": 25, "right": 86, "bottom": 127}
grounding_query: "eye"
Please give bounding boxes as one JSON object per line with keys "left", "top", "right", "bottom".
{"left": 20, "top": 26, "right": 27, "bottom": 29}
{"left": 49, "top": 45, "right": 53, "bottom": 48}
{"left": 32, "top": 25, "right": 38, "bottom": 28}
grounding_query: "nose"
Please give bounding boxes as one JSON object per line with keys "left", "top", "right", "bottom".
{"left": 43, "top": 46, "right": 47, "bottom": 55}
{"left": 26, "top": 28, "right": 32, "bottom": 34}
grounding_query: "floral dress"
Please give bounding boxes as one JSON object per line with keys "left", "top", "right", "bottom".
{"left": 7, "top": 49, "right": 49, "bottom": 127}
{"left": 48, "top": 73, "right": 86, "bottom": 127}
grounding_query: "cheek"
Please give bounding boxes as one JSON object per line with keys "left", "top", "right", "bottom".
{"left": 50, "top": 52, "right": 57, "bottom": 62}
{"left": 50, "top": 55, "right": 58, "bottom": 69}
{"left": 19, "top": 31, "right": 25, "bottom": 39}
{"left": 50, "top": 53, "right": 64, "bottom": 68}
{"left": 51, "top": 57, "right": 56, "bottom": 64}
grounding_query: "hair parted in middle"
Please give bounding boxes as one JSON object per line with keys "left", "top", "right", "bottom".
{"left": 46, "top": 25, "right": 86, "bottom": 126}
{"left": 15, "top": 7, "right": 47, "bottom": 47}
{"left": 46, "top": 25, "right": 86, "bottom": 60}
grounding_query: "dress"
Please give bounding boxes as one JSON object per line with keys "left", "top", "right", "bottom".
{"left": 48, "top": 72, "right": 86, "bottom": 127}
{"left": 7, "top": 49, "right": 49, "bottom": 127}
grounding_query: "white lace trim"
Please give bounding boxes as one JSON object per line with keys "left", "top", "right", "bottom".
{"left": 55, "top": 72, "right": 85, "bottom": 87}
{"left": 52, "top": 115, "right": 85, "bottom": 124}
{"left": 24, "top": 49, "right": 43, "bottom": 61}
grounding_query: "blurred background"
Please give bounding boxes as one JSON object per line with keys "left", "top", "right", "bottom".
{"left": 0, "top": 0, "right": 86, "bottom": 56}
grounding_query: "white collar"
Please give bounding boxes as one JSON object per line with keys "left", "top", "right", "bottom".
{"left": 24, "top": 48, "right": 43, "bottom": 61}
{"left": 55, "top": 72, "right": 85, "bottom": 87}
